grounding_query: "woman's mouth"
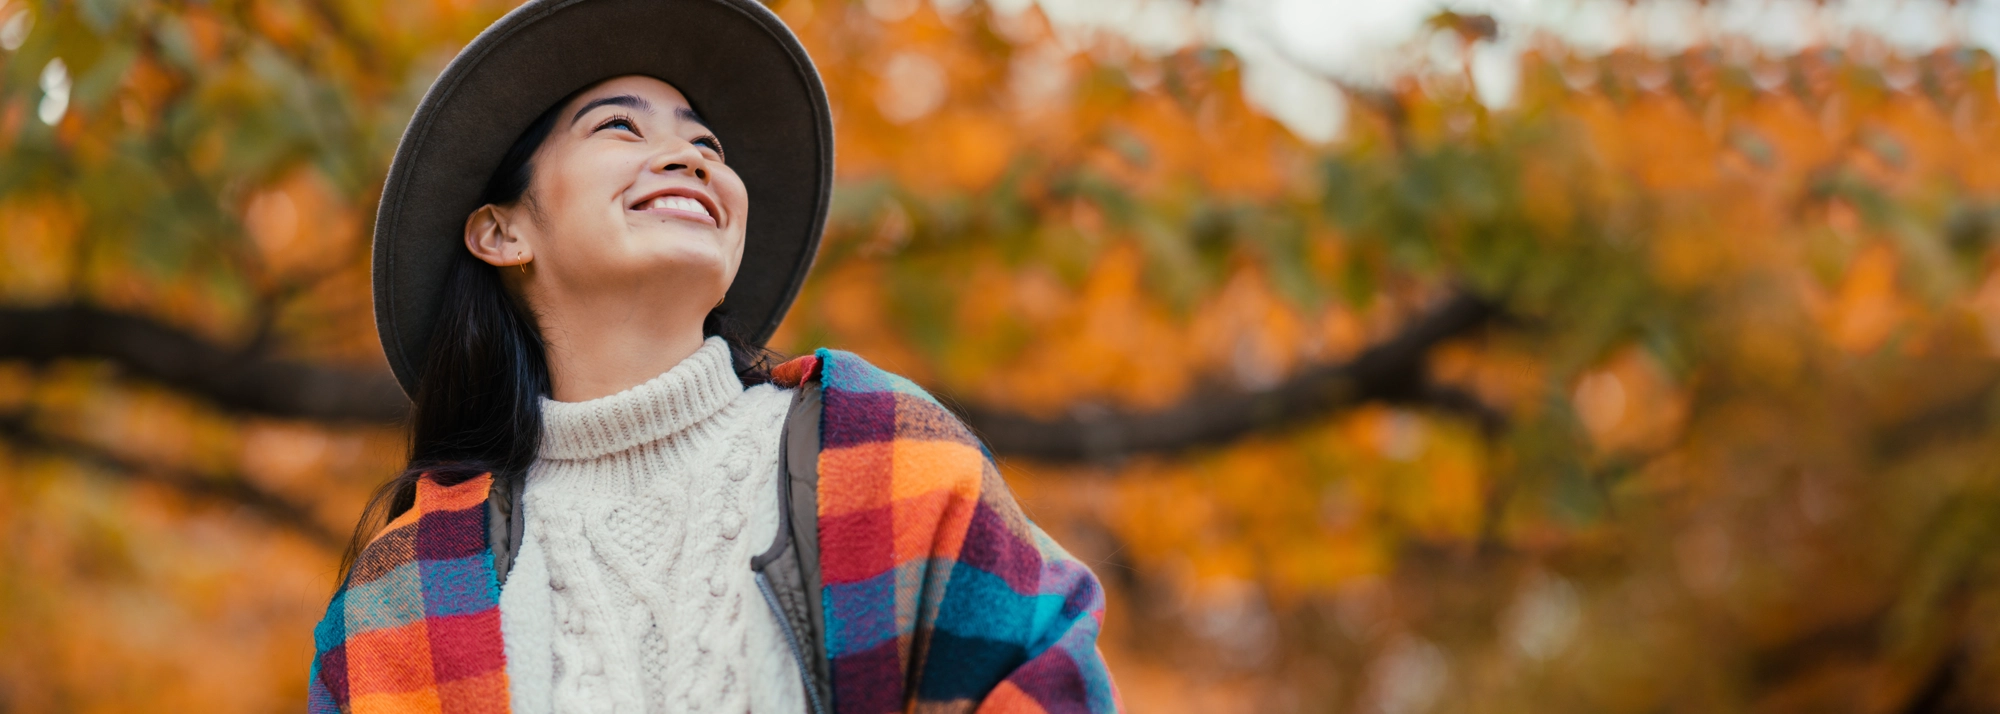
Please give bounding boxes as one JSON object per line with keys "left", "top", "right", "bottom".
{"left": 630, "top": 190, "right": 718, "bottom": 226}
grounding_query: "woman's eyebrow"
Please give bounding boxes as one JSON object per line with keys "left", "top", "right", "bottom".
{"left": 675, "top": 107, "right": 708, "bottom": 129}
{"left": 569, "top": 94, "right": 653, "bottom": 127}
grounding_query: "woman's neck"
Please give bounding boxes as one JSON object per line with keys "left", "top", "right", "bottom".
{"left": 537, "top": 302, "right": 711, "bottom": 403}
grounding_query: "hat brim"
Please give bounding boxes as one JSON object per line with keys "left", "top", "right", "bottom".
{"left": 372, "top": 0, "right": 832, "bottom": 398}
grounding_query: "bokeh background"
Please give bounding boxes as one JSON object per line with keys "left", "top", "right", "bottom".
{"left": 4, "top": 0, "right": 2000, "bottom": 710}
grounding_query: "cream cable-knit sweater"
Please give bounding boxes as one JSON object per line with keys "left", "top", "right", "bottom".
{"left": 497, "top": 337, "right": 804, "bottom": 714}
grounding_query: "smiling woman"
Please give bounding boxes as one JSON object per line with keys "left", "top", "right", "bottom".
{"left": 464, "top": 77, "right": 751, "bottom": 403}
{"left": 308, "top": 0, "right": 1120, "bottom": 712}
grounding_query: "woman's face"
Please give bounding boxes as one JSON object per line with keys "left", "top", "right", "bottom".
{"left": 479, "top": 75, "right": 749, "bottom": 313}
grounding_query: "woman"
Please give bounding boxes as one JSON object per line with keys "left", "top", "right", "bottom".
{"left": 307, "top": 0, "right": 1119, "bottom": 712}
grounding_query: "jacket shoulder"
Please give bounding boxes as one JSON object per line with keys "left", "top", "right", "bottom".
{"left": 801, "top": 348, "right": 975, "bottom": 444}
{"left": 315, "top": 473, "right": 505, "bottom": 712}
{"left": 771, "top": 353, "right": 822, "bottom": 389}
{"left": 346, "top": 474, "right": 497, "bottom": 588}
{"left": 803, "top": 349, "right": 997, "bottom": 518}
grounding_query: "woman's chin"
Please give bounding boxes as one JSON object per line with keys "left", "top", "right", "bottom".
{"left": 626, "top": 227, "right": 734, "bottom": 263}
{"left": 606, "top": 249, "right": 732, "bottom": 292}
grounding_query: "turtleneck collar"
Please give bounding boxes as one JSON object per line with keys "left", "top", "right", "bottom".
{"left": 537, "top": 336, "right": 743, "bottom": 460}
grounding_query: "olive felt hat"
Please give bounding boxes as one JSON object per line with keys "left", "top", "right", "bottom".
{"left": 371, "top": 0, "right": 833, "bottom": 397}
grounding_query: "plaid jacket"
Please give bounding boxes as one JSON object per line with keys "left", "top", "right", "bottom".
{"left": 308, "top": 349, "right": 1120, "bottom": 713}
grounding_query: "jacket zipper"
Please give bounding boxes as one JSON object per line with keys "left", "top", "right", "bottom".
{"left": 755, "top": 571, "right": 829, "bottom": 714}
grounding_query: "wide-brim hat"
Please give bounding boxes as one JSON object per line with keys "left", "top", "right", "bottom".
{"left": 372, "top": 0, "right": 832, "bottom": 397}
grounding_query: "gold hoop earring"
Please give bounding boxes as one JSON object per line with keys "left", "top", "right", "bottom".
{"left": 713, "top": 294, "right": 725, "bottom": 309}
{"left": 517, "top": 251, "right": 528, "bottom": 275}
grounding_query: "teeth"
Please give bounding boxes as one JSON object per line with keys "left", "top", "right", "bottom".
{"left": 647, "top": 195, "right": 711, "bottom": 217}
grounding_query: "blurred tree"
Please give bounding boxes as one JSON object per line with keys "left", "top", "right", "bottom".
{"left": 2, "top": 0, "right": 2000, "bottom": 711}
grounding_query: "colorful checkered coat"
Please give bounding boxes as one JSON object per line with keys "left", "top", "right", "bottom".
{"left": 308, "top": 475, "right": 509, "bottom": 712}
{"left": 308, "top": 349, "right": 1120, "bottom": 713}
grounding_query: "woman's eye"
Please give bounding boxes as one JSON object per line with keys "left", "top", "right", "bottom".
{"left": 694, "top": 135, "right": 725, "bottom": 160}
{"left": 594, "top": 116, "right": 639, "bottom": 134}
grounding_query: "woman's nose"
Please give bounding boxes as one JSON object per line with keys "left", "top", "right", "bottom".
{"left": 652, "top": 143, "right": 710, "bottom": 183}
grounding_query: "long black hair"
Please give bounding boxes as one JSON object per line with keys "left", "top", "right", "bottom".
{"left": 340, "top": 88, "right": 777, "bottom": 580}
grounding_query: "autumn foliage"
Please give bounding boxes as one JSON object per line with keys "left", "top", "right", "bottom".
{"left": 2, "top": 0, "right": 2000, "bottom": 711}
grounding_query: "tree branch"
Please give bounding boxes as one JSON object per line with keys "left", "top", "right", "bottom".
{"left": 0, "top": 414, "right": 341, "bottom": 548}
{"left": 0, "top": 304, "right": 408, "bottom": 423}
{"left": 0, "top": 293, "right": 1502, "bottom": 462}
{"left": 953, "top": 291, "right": 1502, "bottom": 462}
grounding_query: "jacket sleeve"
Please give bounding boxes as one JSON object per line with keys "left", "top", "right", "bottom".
{"left": 966, "top": 478, "right": 1122, "bottom": 714}
{"left": 915, "top": 462, "right": 1123, "bottom": 714}
{"left": 302, "top": 475, "right": 509, "bottom": 714}
{"left": 803, "top": 348, "right": 1120, "bottom": 712}
{"left": 307, "top": 587, "right": 349, "bottom": 714}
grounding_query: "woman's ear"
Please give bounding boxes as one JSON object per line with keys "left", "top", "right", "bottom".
{"left": 464, "top": 204, "right": 530, "bottom": 268}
